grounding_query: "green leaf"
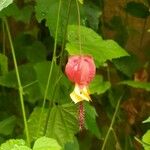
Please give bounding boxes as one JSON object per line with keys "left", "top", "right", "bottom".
{"left": 0, "top": 3, "right": 33, "bottom": 23}
{"left": 113, "top": 55, "right": 140, "bottom": 77}
{"left": 35, "top": 0, "right": 78, "bottom": 42}
{"left": 28, "top": 107, "right": 48, "bottom": 142}
{"left": 80, "top": 0, "right": 101, "bottom": 30}
{"left": 84, "top": 102, "right": 101, "bottom": 139}
{"left": 125, "top": 2, "right": 150, "bottom": 18}
{"left": 35, "top": 0, "right": 100, "bottom": 42}
{"left": 120, "top": 81, "right": 150, "bottom": 91}
{"left": 34, "top": 61, "right": 71, "bottom": 102}
{"left": 46, "top": 104, "right": 78, "bottom": 146}
{"left": 64, "top": 137, "right": 79, "bottom": 150}
{"left": 89, "top": 75, "right": 111, "bottom": 95}
{"left": 0, "top": 53, "right": 8, "bottom": 75}
{"left": 33, "top": 137, "right": 61, "bottom": 150}
{"left": 143, "top": 117, "right": 150, "bottom": 123}
{"left": 0, "top": 139, "right": 31, "bottom": 150}
{"left": 0, "top": 0, "right": 13, "bottom": 11}
{"left": 0, "top": 116, "right": 16, "bottom": 136}
{"left": 66, "top": 25, "right": 129, "bottom": 66}
{"left": 142, "top": 130, "right": 150, "bottom": 150}
{"left": 0, "top": 64, "right": 42, "bottom": 103}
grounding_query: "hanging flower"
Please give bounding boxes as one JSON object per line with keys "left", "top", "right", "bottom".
{"left": 65, "top": 55, "right": 96, "bottom": 103}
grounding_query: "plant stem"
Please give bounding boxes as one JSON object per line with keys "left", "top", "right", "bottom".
{"left": 4, "top": 19, "right": 30, "bottom": 146}
{"left": 2, "top": 19, "right": 6, "bottom": 54}
{"left": 37, "top": 0, "right": 62, "bottom": 137}
{"left": 101, "top": 94, "right": 123, "bottom": 150}
{"left": 75, "top": 0, "right": 82, "bottom": 54}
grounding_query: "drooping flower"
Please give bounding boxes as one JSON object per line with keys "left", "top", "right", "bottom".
{"left": 65, "top": 55, "right": 96, "bottom": 103}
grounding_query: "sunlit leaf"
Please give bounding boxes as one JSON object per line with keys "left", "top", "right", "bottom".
{"left": 66, "top": 25, "right": 129, "bottom": 66}
{"left": 0, "top": 139, "right": 31, "bottom": 150}
{"left": 33, "top": 137, "right": 61, "bottom": 150}
{"left": 46, "top": 104, "right": 79, "bottom": 146}
{"left": 142, "top": 130, "right": 150, "bottom": 150}
{"left": 0, "top": 0, "right": 13, "bottom": 11}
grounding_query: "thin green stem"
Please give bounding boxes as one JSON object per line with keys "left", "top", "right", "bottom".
{"left": 2, "top": 19, "right": 6, "bottom": 54}
{"left": 37, "top": 0, "right": 62, "bottom": 137}
{"left": 111, "top": 128, "right": 122, "bottom": 150}
{"left": 101, "top": 94, "right": 123, "bottom": 150}
{"left": 4, "top": 19, "right": 30, "bottom": 146}
{"left": 75, "top": 0, "right": 82, "bottom": 54}
{"left": 59, "top": 0, "right": 72, "bottom": 68}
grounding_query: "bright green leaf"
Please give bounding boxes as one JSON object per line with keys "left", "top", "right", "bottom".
{"left": 66, "top": 25, "right": 129, "bottom": 66}
{"left": 0, "top": 53, "right": 8, "bottom": 75}
{"left": 125, "top": 2, "right": 150, "bottom": 18}
{"left": 46, "top": 104, "right": 78, "bottom": 146}
{"left": 28, "top": 107, "right": 48, "bottom": 142}
{"left": 0, "top": 0, "right": 13, "bottom": 11}
{"left": 0, "top": 116, "right": 16, "bottom": 136}
{"left": 84, "top": 102, "right": 101, "bottom": 139}
{"left": 89, "top": 75, "right": 111, "bottom": 94}
{"left": 142, "top": 130, "right": 150, "bottom": 150}
{"left": 120, "top": 81, "right": 150, "bottom": 91}
{"left": 0, "top": 139, "right": 31, "bottom": 150}
{"left": 33, "top": 137, "right": 61, "bottom": 150}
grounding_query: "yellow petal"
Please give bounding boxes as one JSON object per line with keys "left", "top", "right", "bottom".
{"left": 70, "top": 84, "right": 91, "bottom": 103}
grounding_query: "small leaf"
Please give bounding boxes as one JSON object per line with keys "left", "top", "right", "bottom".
{"left": 89, "top": 75, "right": 111, "bottom": 94}
{"left": 66, "top": 25, "right": 129, "bottom": 66}
{"left": 84, "top": 102, "right": 101, "bottom": 139}
{"left": 46, "top": 104, "right": 78, "bottom": 146}
{"left": 0, "top": 0, "right": 13, "bottom": 11}
{"left": 120, "top": 80, "right": 150, "bottom": 91}
{"left": 143, "top": 117, "right": 150, "bottom": 123}
{"left": 142, "top": 130, "right": 150, "bottom": 150}
{"left": 125, "top": 2, "right": 150, "bottom": 18}
{"left": 0, "top": 139, "right": 31, "bottom": 150}
{"left": 0, "top": 116, "right": 16, "bottom": 136}
{"left": 33, "top": 137, "right": 61, "bottom": 150}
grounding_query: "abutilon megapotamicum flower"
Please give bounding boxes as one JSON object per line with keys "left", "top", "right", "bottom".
{"left": 65, "top": 55, "right": 96, "bottom": 103}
